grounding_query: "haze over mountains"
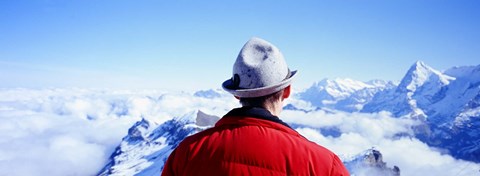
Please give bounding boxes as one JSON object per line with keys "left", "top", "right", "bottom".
{"left": 0, "top": 61, "right": 478, "bottom": 176}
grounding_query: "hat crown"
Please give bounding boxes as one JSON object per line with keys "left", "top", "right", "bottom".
{"left": 232, "top": 37, "right": 289, "bottom": 89}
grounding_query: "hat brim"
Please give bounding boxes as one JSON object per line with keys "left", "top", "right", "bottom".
{"left": 222, "top": 70, "right": 297, "bottom": 98}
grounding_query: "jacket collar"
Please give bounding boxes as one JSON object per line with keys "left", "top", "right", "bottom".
{"left": 219, "top": 106, "right": 292, "bottom": 129}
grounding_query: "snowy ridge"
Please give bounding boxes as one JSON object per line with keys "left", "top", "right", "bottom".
{"left": 299, "top": 78, "right": 395, "bottom": 112}
{"left": 302, "top": 78, "right": 377, "bottom": 101}
{"left": 97, "top": 111, "right": 218, "bottom": 176}
{"left": 427, "top": 65, "right": 480, "bottom": 124}
{"left": 296, "top": 61, "right": 480, "bottom": 163}
{"left": 398, "top": 61, "right": 454, "bottom": 93}
{"left": 444, "top": 64, "right": 480, "bottom": 81}
{"left": 359, "top": 61, "right": 480, "bottom": 162}
{"left": 362, "top": 61, "right": 455, "bottom": 119}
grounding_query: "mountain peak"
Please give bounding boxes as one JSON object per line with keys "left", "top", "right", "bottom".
{"left": 409, "top": 60, "right": 433, "bottom": 76}
{"left": 124, "top": 118, "right": 151, "bottom": 144}
{"left": 98, "top": 113, "right": 198, "bottom": 176}
{"left": 414, "top": 60, "right": 427, "bottom": 68}
{"left": 398, "top": 61, "right": 454, "bottom": 92}
{"left": 313, "top": 78, "right": 374, "bottom": 92}
{"left": 344, "top": 149, "right": 401, "bottom": 176}
{"left": 300, "top": 78, "right": 393, "bottom": 111}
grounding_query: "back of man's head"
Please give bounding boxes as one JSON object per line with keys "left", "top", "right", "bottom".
{"left": 222, "top": 37, "right": 297, "bottom": 105}
{"left": 239, "top": 89, "right": 285, "bottom": 108}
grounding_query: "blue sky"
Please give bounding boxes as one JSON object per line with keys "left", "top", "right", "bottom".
{"left": 1, "top": 0, "right": 479, "bottom": 90}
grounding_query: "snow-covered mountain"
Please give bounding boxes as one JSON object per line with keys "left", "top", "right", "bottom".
{"left": 97, "top": 110, "right": 219, "bottom": 176}
{"left": 360, "top": 61, "right": 480, "bottom": 162}
{"left": 298, "top": 78, "right": 396, "bottom": 112}
{"left": 344, "top": 149, "right": 400, "bottom": 176}
{"left": 296, "top": 61, "right": 480, "bottom": 163}
{"left": 421, "top": 64, "right": 480, "bottom": 162}
{"left": 362, "top": 61, "right": 455, "bottom": 119}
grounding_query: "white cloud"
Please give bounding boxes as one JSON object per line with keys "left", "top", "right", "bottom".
{"left": 283, "top": 109, "right": 480, "bottom": 176}
{"left": 0, "top": 88, "right": 478, "bottom": 176}
{"left": 0, "top": 88, "right": 237, "bottom": 176}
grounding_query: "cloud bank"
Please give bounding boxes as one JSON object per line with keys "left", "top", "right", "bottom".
{"left": 282, "top": 109, "right": 480, "bottom": 176}
{"left": 0, "top": 88, "right": 237, "bottom": 176}
{"left": 0, "top": 88, "right": 478, "bottom": 176}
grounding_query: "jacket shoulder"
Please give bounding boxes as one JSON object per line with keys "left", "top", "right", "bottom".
{"left": 165, "top": 117, "right": 350, "bottom": 176}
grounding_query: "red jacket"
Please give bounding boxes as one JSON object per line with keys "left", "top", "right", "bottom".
{"left": 162, "top": 107, "right": 349, "bottom": 176}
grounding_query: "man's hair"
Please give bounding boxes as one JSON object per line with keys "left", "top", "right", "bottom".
{"left": 239, "top": 89, "right": 284, "bottom": 108}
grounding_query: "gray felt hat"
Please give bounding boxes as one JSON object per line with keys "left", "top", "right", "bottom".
{"left": 222, "top": 37, "right": 297, "bottom": 98}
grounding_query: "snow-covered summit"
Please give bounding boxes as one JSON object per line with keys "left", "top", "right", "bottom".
{"left": 362, "top": 61, "right": 455, "bottom": 118}
{"left": 358, "top": 61, "right": 480, "bottom": 162}
{"left": 397, "top": 61, "right": 454, "bottom": 93}
{"left": 366, "top": 79, "right": 395, "bottom": 87}
{"left": 310, "top": 78, "right": 377, "bottom": 98}
{"left": 124, "top": 118, "right": 152, "bottom": 145}
{"left": 298, "top": 78, "right": 395, "bottom": 112}
{"left": 97, "top": 110, "right": 220, "bottom": 176}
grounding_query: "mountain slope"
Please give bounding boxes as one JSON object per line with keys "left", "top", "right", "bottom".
{"left": 362, "top": 61, "right": 455, "bottom": 119}
{"left": 296, "top": 61, "right": 480, "bottom": 163}
{"left": 97, "top": 111, "right": 217, "bottom": 176}
{"left": 422, "top": 64, "right": 480, "bottom": 162}
{"left": 299, "top": 78, "right": 395, "bottom": 112}
{"left": 360, "top": 61, "right": 480, "bottom": 162}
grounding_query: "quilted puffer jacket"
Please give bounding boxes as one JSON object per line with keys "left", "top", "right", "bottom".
{"left": 162, "top": 107, "right": 349, "bottom": 176}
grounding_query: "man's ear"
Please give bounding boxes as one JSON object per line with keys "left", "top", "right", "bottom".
{"left": 282, "top": 85, "right": 291, "bottom": 99}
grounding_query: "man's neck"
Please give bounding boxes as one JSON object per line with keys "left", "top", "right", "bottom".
{"left": 263, "top": 101, "right": 282, "bottom": 117}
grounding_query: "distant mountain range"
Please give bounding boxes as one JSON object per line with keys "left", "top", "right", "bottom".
{"left": 98, "top": 61, "right": 480, "bottom": 175}
{"left": 299, "top": 61, "right": 480, "bottom": 162}
{"left": 298, "top": 78, "right": 396, "bottom": 112}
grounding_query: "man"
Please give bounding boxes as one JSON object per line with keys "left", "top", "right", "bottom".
{"left": 162, "top": 37, "right": 349, "bottom": 175}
